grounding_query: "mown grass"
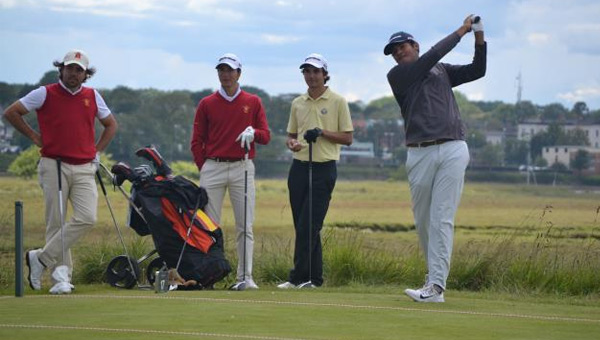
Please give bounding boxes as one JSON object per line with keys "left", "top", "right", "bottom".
{"left": 1, "top": 177, "right": 599, "bottom": 296}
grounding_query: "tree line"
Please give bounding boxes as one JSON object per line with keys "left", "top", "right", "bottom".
{"left": 2, "top": 70, "right": 600, "bottom": 168}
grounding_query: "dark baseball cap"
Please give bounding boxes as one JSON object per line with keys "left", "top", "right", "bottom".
{"left": 383, "top": 31, "right": 415, "bottom": 55}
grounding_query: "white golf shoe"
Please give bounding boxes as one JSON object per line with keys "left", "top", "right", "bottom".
{"left": 276, "top": 281, "right": 297, "bottom": 289}
{"left": 49, "top": 265, "right": 72, "bottom": 295}
{"left": 245, "top": 279, "right": 259, "bottom": 290}
{"left": 26, "top": 249, "right": 44, "bottom": 290}
{"left": 404, "top": 284, "right": 445, "bottom": 303}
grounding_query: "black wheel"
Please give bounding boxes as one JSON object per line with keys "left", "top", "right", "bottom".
{"left": 105, "top": 255, "right": 140, "bottom": 289}
{"left": 146, "top": 257, "right": 166, "bottom": 284}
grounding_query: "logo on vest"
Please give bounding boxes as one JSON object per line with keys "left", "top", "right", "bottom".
{"left": 242, "top": 105, "right": 250, "bottom": 114}
{"left": 83, "top": 98, "right": 90, "bottom": 107}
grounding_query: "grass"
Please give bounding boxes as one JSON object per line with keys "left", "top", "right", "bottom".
{"left": 1, "top": 288, "right": 599, "bottom": 340}
{"left": 1, "top": 176, "right": 600, "bottom": 338}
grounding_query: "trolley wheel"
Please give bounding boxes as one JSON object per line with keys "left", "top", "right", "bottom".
{"left": 105, "top": 255, "right": 140, "bottom": 289}
{"left": 146, "top": 257, "right": 166, "bottom": 284}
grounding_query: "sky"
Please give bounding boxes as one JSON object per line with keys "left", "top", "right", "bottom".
{"left": 1, "top": 0, "right": 600, "bottom": 110}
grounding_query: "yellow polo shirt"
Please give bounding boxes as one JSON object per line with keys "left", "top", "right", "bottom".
{"left": 287, "top": 87, "right": 353, "bottom": 162}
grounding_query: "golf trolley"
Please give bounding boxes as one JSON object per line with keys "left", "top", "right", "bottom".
{"left": 97, "top": 146, "right": 231, "bottom": 290}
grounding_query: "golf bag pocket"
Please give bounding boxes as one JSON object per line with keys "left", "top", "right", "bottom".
{"left": 161, "top": 198, "right": 218, "bottom": 253}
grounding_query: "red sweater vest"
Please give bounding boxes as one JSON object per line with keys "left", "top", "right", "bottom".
{"left": 37, "top": 84, "right": 97, "bottom": 164}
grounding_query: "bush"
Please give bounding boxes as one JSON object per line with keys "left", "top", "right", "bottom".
{"left": 8, "top": 145, "right": 40, "bottom": 178}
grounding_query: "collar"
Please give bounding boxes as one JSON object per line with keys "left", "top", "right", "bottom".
{"left": 218, "top": 86, "right": 241, "bottom": 102}
{"left": 303, "top": 87, "right": 330, "bottom": 101}
{"left": 58, "top": 79, "right": 83, "bottom": 95}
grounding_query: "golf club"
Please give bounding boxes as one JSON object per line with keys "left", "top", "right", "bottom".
{"left": 56, "top": 159, "right": 66, "bottom": 266}
{"left": 297, "top": 141, "right": 315, "bottom": 289}
{"left": 229, "top": 145, "right": 249, "bottom": 291}
{"left": 96, "top": 170, "right": 139, "bottom": 285}
{"left": 98, "top": 162, "right": 147, "bottom": 225}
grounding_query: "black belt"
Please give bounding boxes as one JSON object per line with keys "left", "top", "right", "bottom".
{"left": 208, "top": 157, "right": 244, "bottom": 162}
{"left": 407, "top": 139, "right": 453, "bottom": 148}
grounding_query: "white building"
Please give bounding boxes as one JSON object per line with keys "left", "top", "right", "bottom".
{"left": 518, "top": 121, "right": 600, "bottom": 147}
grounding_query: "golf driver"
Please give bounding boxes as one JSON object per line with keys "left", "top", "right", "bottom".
{"left": 96, "top": 170, "right": 139, "bottom": 285}
{"left": 230, "top": 146, "right": 249, "bottom": 291}
{"left": 297, "top": 141, "right": 315, "bottom": 289}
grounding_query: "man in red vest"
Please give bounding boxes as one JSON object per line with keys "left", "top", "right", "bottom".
{"left": 3, "top": 49, "right": 118, "bottom": 294}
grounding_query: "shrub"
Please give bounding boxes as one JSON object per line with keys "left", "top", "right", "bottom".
{"left": 8, "top": 145, "right": 40, "bottom": 178}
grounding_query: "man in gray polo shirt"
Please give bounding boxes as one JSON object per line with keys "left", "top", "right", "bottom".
{"left": 384, "top": 15, "right": 486, "bottom": 302}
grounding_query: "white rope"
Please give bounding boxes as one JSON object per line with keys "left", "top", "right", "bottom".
{"left": 18, "top": 294, "right": 600, "bottom": 324}
{"left": 0, "top": 323, "right": 311, "bottom": 340}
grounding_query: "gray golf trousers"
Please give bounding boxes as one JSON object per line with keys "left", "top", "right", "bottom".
{"left": 406, "top": 140, "right": 469, "bottom": 290}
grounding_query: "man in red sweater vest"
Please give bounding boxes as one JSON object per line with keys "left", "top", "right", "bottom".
{"left": 191, "top": 53, "right": 270, "bottom": 290}
{"left": 3, "top": 49, "right": 118, "bottom": 294}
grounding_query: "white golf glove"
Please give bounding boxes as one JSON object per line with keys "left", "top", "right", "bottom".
{"left": 236, "top": 126, "right": 255, "bottom": 151}
{"left": 471, "top": 15, "right": 483, "bottom": 32}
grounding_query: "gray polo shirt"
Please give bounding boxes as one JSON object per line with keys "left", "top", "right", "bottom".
{"left": 387, "top": 32, "right": 487, "bottom": 145}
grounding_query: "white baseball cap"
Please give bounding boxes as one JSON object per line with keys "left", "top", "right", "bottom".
{"left": 63, "top": 49, "right": 89, "bottom": 70}
{"left": 300, "top": 53, "right": 328, "bottom": 71}
{"left": 216, "top": 53, "right": 242, "bottom": 70}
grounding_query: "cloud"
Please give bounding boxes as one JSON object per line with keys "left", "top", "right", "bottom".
{"left": 527, "top": 33, "right": 550, "bottom": 45}
{"left": 558, "top": 86, "right": 600, "bottom": 103}
{"left": 260, "top": 34, "right": 302, "bottom": 45}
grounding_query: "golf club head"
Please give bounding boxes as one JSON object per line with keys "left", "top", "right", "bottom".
{"left": 297, "top": 281, "right": 316, "bottom": 289}
{"left": 229, "top": 281, "right": 247, "bottom": 291}
{"left": 135, "top": 145, "right": 172, "bottom": 177}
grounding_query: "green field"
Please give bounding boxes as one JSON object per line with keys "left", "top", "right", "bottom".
{"left": 1, "top": 176, "right": 599, "bottom": 339}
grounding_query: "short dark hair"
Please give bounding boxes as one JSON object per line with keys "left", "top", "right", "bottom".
{"left": 53, "top": 61, "right": 96, "bottom": 83}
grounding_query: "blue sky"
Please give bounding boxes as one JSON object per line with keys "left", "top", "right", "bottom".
{"left": 1, "top": 0, "right": 600, "bottom": 109}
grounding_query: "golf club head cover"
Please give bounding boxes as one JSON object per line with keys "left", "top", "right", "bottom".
{"left": 197, "top": 186, "right": 209, "bottom": 211}
{"left": 135, "top": 145, "right": 172, "bottom": 177}
{"left": 110, "top": 162, "right": 138, "bottom": 186}
{"left": 304, "top": 127, "right": 322, "bottom": 143}
{"left": 471, "top": 15, "right": 483, "bottom": 32}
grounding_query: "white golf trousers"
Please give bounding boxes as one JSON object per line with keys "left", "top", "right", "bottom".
{"left": 200, "top": 159, "right": 256, "bottom": 282}
{"left": 37, "top": 157, "right": 98, "bottom": 280}
{"left": 406, "top": 140, "right": 469, "bottom": 290}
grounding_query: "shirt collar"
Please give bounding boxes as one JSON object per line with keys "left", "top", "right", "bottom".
{"left": 303, "top": 87, "right": 330, "bottom": 101}
{"left": 58, "top": 79, "right": 83, "bottom": 95}
{"left": 218, "top": 86, "right": 241, "bottom": 102}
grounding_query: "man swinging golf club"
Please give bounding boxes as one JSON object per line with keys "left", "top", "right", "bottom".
{"left": 384, "top": 15, "right": 486, "bottom": 302}
{"left": 3, "top": 49, "right": 118, "bottom": 294}
{"left": 278, "top": 53, "right": 353, "bottom": 289}
{"left": 191, "top": 53, "right": 271, "bottom": 290}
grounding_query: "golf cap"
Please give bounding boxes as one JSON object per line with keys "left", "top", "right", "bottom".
{"left": 300, "top": 53, "right": 328, "bottom": 72}
{"left": 216, "top": 53, "right": 242, "bottom": 70}
{"left": 383, "top": 31, "right": 415, "bottom": 55}
{"left": 63, "top": 49, "right": 89, "bottom": 70}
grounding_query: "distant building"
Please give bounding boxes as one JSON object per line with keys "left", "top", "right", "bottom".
{"left": 518, "top": 121, "right": 600, "bottom": 147}
{"left": 340, "top": 141, "right": 376, "bottom": 164}
{"left": 485, "top": 130, "right": 505, "bottom": 145}
{"left": 542, "top": 145, "right": 600, "bottom": 175}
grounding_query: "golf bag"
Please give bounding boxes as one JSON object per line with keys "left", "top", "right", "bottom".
{"left": 118, "top": 147, "right": 231, "bottom": 288}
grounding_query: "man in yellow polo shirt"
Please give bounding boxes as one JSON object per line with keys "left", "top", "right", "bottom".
{"left": 278, "top": 53, "right": 354, "bottom": 289}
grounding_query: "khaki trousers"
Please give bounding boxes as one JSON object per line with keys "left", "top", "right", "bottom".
{"left": 37, "top": 157, "right": 98, "bottom": 279}
{"left": 200, "top": 159, "right": 255, "bottom": 282}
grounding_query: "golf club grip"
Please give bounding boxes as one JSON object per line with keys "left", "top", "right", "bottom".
{"left": 96, "top": 171, "right": 108, "bottom": 195}
{"left": 473, "top": 16, "right": 480, "bottom": 23}
{"left": 56, "top": 158, "right": 62, "bottom": 190}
